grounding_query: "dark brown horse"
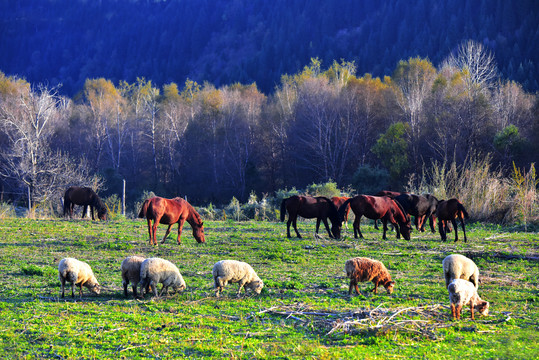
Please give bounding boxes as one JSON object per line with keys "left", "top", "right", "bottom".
{"left": 338, "top": 195, "right": 411, "bottom": 240}
{"left": 394, "top": 193, "right": 439, "bottom": 232}
{"left": 331, "top": 196, "right": 350, "bottom": 228}
{"left": 138, "top": 196, "right": 205, "bottom": 245}
{"left": 63, "top": 186, "right": 107, "bottom": 220}
{"left": 436, "top": 198, "right": 469, "bottom": 242}
{"left": 280, "top": 195, "right": 341, "bottom": 238}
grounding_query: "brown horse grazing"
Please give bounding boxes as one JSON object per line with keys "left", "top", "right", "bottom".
{"left": 373, "top": 190, "right": 407, "bottom": 229}
{"left": 63, "top": 186, "right": 107, "bottom": 220}
{"left": 138, "top": 196, "right": 205, "bottom": 245}
{"left": 338, "top": 195, "right": 411, "bottom": 240}
{"left": 436, "top": 199, "right": 469, "bottom": 242}
{"left": 331, "top": 196, "right": 350, "bottom": 228}
{"left": 280, "top": 195, "right": 341, "bottom": 239}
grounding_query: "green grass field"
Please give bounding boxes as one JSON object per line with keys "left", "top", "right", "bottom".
{"left": 0, "top": 218, "right": 537, "bottom": 359}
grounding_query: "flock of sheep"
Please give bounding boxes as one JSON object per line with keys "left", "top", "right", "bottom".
{"left": 58, "top": 252, "right": 488, "bottom": 321}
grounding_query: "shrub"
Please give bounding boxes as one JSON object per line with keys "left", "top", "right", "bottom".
{"left": 352, "top": 165, "right": 390, "bottom": 195}
{"left": 306, "top": 180, "right": 342, "bottom": 198}
{"left": 0, "top": 203, "right": 16, "bottom": 219}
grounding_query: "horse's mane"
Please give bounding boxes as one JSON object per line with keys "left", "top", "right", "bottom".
{"left": 317, "top": 196, "right": 340, "bottom": 223}
{"left": 392, "top": 199, "right": 409, "bottom": 223}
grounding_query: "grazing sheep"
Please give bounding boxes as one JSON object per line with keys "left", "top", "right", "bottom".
{"left": 345, "top": 257, "right": 395, "bottom": 295}
{"left": 212, "top": 260, "right": 264, "bottom": 297}
{"left": 448, "top": 279, "right": 489, "bottom": 320}
{"left": 58, "top": 258, "right": 100, "bottom": 298}
{"left": 442, "top": 254, "right": 479, "bottom": 289}
{"left": 138, "top": 257, "right": 186, "bottom": 297}
{"left": 121, "top": 256, "right": 146, "bottom": 298}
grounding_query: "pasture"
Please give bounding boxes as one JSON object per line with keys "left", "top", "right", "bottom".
{"left": 0, "top": 217, "right": 537, "bottom": 359}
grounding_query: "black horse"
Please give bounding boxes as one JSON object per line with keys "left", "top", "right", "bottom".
{"left": 63, "top": 186, "right": 107, "bottom": 220}
{"left": 280, "top": 195, "right": 341, "bottom": 238}
{"left": 394, "top": 193, "right": 439, "bottom": 232}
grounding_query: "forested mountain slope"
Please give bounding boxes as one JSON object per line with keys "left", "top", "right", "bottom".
{"left": 1, "top": 0, "right": 538, "bottom": 95}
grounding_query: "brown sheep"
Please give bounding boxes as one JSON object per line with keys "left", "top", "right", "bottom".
{"left": 345, "top": 257, "right": 395, "bottom": 295}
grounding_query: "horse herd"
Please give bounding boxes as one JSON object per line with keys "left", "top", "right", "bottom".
{"left": 62, "top": 186, "right": 469, "bottom": 244}
{"left": 280, "top": 190, "right": 470, "bottom": 243}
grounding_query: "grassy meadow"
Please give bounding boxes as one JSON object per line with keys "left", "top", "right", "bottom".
{"left": 0, "top": 217, "right": 537, "bottom": 359}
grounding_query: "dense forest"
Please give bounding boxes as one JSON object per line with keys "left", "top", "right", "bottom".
{"left": 1, "top": 0, "right": 539, "bottom": 95}
{"left": 0, "top": 0, "right": 538, "bottom": 212}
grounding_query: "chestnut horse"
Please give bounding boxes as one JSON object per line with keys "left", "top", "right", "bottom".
{"left": 280, "top": 195, "right": 341, "bottom": 238}
{"left": 394, "top": 193, "right": 438, "bottom": 232}
{"left": 331, "top": 196, "right": 350, "bottom": 228}
{"left": 436, "top": 198, "right": 469, "bottom": 242}
{"left": 338, "top": 195, "right": 411, "bottom": 240}
{"left": 373, "top": 190, "right": 407, "bottom": 230}
{"left": 63, "top": 186, "right": 107, "bottom": 220}
{"left": 138, "top": 196, "right": 205, "bottom": 245}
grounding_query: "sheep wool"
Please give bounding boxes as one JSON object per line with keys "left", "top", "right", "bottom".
{"left": 121, "top": 256, "right": 145, "bottom": 298}
{"left": 442, "top": 254, "right": 479, "bottom": 289}
{"left": 212, "top": 260, "right": 264, "bottom": 297}
{"left": 139, "top": 257, "right": 186, "bottom": 297}
{"left": 448, "top": 279, "right": 489, "bottom": 320}
{"left": 345, "top": 257, "right": 395, "bottom": 295}
{"left": 58, "top": 257, "right": 100, "bottom": 298}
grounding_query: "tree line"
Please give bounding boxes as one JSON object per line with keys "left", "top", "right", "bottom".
{"left": 0, "top": 41, "right": 537, "bottom": 212}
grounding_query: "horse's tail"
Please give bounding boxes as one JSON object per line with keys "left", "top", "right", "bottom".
{"left": 458, "top": 202, "right": 470, "bottom": 219}
{"left": 280, "top": 198, "right": 288, "bottom": 222}
{"left": 138, "top": 199, "right": 150, "bottom": 219}
{"left": 338, "top": 197, "right": 353, "bottom": 222}
{"left": 63, "top": 196, "right": 70, "bottom": 216}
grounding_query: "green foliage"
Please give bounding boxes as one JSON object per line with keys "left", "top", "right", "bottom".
{"left": 21, "top": 264, "right": 56, "bottom": 276}
{"left": 103, "top": 194, "right": 123, "bottom": 220}
{"left": 510, "top": 162, "right": 538, "bottom": 229}
{"left": 306, "top": 180, "right": 342, "bottom": 198}
{"left": 494, "top": 125, "right": 525, "bottom": 156}
{"left": 351, "top": 165, "right": 390, "bottom": 195}
{"left": 371, "top": 122, "right": 410, "bottom": 183}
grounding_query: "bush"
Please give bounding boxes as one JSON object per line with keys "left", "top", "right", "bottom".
{"left": 351, "top": 165, "right": 390, "bottom": 195}
{"left": 306, "top": 180, "right": 342, "bottom": 198}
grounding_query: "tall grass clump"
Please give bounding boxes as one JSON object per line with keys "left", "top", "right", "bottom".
{"left": 508, "top": 162, "right": 538, "bottom": 229}
{"left": 409, "top": 154, "right": 512, "bottom": 223}
{"left": 0, "top": 202, "right": 16, "bottom": 219}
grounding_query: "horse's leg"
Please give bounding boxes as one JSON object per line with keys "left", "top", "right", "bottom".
{"left": 146, "top": 219, "right": 153, "bottom": 244}
{"left": 81, "top": 205, "right": 87, "bottom": 219}
{"left": 438, "top": 219, "right": 446, "bottom": 241}
{"left": 452, "top": 218, "right": 459, "bottom": 242}
{"left": 176, "top": 219, "right": 186, "bottom": 245}
{"left": 292, "top": 217, "right": 301, "bottom": 238}
{"left": 460, "top": 215, "right": 468, "bottom": 243}
{"left": 90, "top": 206, "right": 95, "bottom": 220}
{"left": 322, "top": 218, "right": 333, "bottom": 238}
{"left": 315, "top": 218, "right": 321, "bottom": 235}
{"left": 161, "top": 224, "right": 173, "bottom": 244}
{"left": 355, "top": 216, "right": 364, "bottom": 239}
{"left": 286, "top": 218, "right": 293, "bottom": 238}
{"left": 382, "top": 218, "right": 388, "bottom": 240}
{"left": 151, "top": 218, "right": 162, "bottom": 246}
{"left": 373, "top": 219, "right": 379, "bottom": 230}
{"left": 429, "top": 215, "right": 436, "bottom": 233}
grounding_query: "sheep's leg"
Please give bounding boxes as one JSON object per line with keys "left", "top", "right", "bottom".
{"left": 354, "top": 283, "right": 360, "bottom": 295}
{"left": 470, "top": 303, "right": 475, "bottom": 320}
{"left": 159, "top": 285, "right": 168, "bottom": 297}
{"left": 78, "top": 284, "right": 83, "bottom": 299}
{"left": 451, "top": 219, "right": 459, "bottom": 242}
{"left": 237, "top": 281, "right": 246, "bottom": 297}
{"left": 176, "top": 218, "right": 186, "bottom": 245}
{"left": 161, "top": 224, "right": 173, "bottom": 244}
{"left": 444, "top": 273, "right": 452, "bottom": 288}
{"left": 150, "top": 282, "right": 158, "bottom": 297}
{"left": 456, "top": 304, "right": 462, "bottom": 320}
{"left": 348, "top": 281, "right": 354, "bottom": 295}
{"left": 132, "top": 285, "right": 138, "bottom": 299}
{"left": 123, "top": 281, "right": 128, "bottom": 298}
{"left": 372, "top": 282, "right": 378, "bottom": 294}
{"left": 71, "top": 282, "right": 75, "bottom": 298}
{"left": 60, "top": 278, "right": 66, "bottom": 298}
{"left": 451, "top": 303, "right": 456, "bottom": 319}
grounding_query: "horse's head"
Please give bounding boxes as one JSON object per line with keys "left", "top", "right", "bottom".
{"left": 193, "top": 221, "right": 206, "bottom": 243}
{"left": 98, "top": 208, "right": 107, "bottom": 221}
{"left": 331, "top": 223, "right": 341, "bottom": 239}
{"left": 399, "top": 219, "right": 412, "bottom": 240}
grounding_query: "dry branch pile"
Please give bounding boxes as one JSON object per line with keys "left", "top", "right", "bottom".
{"left": 259, "top": 302, "right": 453, "bottom": 340}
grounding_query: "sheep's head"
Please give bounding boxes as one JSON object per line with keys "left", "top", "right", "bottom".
{"left": 88, "top": 282, "right": 101, "bottom": 295}
{"left": 475, "top": 301, "right": 489, "bottom": 316}
{"left": 173, "top": 283, "right": 186, "bottom": 292}
{"left": 249, "top": 280, "right": 264, "bottom": 294}
{"left": 384, "top": 281, "right": 395, "bottom": 294}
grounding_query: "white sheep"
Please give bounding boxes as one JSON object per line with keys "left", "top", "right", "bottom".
{"left": 442, "top": 254, "right": 479, "bottom": 289}
{"left": 138, "top": 257, "right": 186, "bottom": 297}
{"left": 121, "top": 256, "right": 145, "bottom": 298}
{"left": 58, "top": 257, "right": 100, "bottom": 298}
{"left": 345, "top": 257, "right": 395, "bottom": 295}
{"left": 447, "top": 279, "right": 489, "bottom": 320}
{"left": 212, "top": 260, "right": 264, "bottom": 297}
